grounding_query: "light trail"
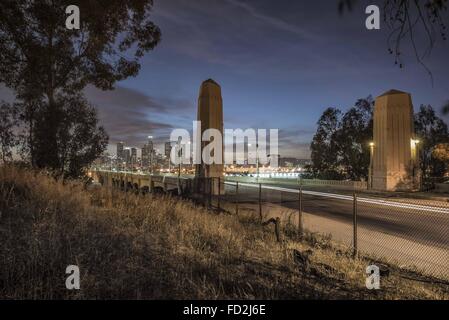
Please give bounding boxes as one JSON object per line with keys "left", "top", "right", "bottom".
{"left": 224, "top": 181, "right": 449, "bottom": 214}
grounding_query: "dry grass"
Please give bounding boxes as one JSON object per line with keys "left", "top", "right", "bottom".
{"left": 0, "top": 166, "right": 447, "bottom": 299}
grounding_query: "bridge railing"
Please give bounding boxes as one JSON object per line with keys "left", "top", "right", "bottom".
{"left": 225, "top": 176, "right": 368, "bottom": 191}
{"left": 300, "top": 178, "right": 367, "bottom": 190}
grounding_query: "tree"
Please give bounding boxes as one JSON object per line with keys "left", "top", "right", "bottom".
{"left": 334, "top": 96, "right": 374, "bottom": 180}
{"left": 310, "top": 108, "right": 343, "bottom": 179}
{"left": 311, "top": 97, "right": 374, "bottom": 181}
{"left": 432, "top": 143, "right": 449, "bottom": 175}
{"left": 0, "top": 101, "right": 19, "bottom": 163}
{"left": 339, "top": 0, "right": 448, "bottom": 81}
{"left": 15, "top": 92, "right": 44, "bottom": 166}
{"left": 414, "top": 104, "right": 449, "bottom": 177}
{"left": 443, "top": 101, "right": 449, "bottom": 115}
{"left": 0, "top": 0, "right": 161, "bottom": 177}
{"left": 33, "top": 94, "right": 108, "bottom": 178}
{"left": 65, "top": 98, "right": 108, "bottom": 178}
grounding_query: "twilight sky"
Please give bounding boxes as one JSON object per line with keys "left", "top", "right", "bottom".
{"left": 1, "top": 0, "right": 449, "bottom": 158}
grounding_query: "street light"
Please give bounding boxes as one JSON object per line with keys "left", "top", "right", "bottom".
{"left": 248, "top": 143, "right": 259, "bottom": 181}
{"left": 369, "top": 142, "right": 375, "bottom": 189}
{"left": 256, "top": 143, "right": 259, "bottom": 182}
{"left": 148, "top": 135, "right": 154, "bottom": 174}
{"left": 248, "top": 143, "right": 252, "bottom": 170}
{"left": 177, "top": 138, "right": 183, "bottom": 179}
{"left": 187, "top": 141, "right": 192, "bottom": 172}
{"left": 411, "top": 139, "right": 421, "bottom": 188}
{"left": 411, "top": 139, "right": 420, "bottom": 161}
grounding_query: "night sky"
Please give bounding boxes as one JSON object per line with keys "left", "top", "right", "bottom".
{"left": 1, "top": 0, "right": 449, "bottom": 158}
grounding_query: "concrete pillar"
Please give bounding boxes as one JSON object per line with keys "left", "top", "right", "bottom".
{"left": 372, "top": 89, "right": 420, "bottom": 191}
{"left": 195, "top": 79, "right": 224, "bottom": 195}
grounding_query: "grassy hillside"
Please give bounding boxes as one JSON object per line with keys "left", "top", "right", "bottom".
{"left": 0, "top": 166, "right": 447, "bottom": 299}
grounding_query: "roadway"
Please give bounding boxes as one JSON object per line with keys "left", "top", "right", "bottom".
{"left": 223, "top": 181, "right": 449, "bottom": 251}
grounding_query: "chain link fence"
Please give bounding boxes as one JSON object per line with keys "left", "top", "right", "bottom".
{"left": 185, "top": 177, "right": 449, "bottom": 281}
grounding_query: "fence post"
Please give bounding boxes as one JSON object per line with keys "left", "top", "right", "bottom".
{"left": 259, "top": 183, "right": 262, "bottom": 221}
{"left": 274, "top": 217, "right": 281, "bottom": 242}
{"left": 177, "top": 177, "right": 181, "bottom": 196}
{"left": 217, "top": 177, "right": 221, "bottom": 212}
{"left": 262, "top": 218, "right": 282, "bottom": 242}
{"left": 209, "top": 178, "right": 213, "bottom": 209}
{"left": 298, "top": 186, "right": 303, "bottom": 237}
{"left": 235, "top": 181, "right": 239, "bottom": 215}
{"left": 353, "top": 192, "right": 358, "bottom": 258}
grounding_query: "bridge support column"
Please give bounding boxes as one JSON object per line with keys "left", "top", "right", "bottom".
{"left": 194, "top": 79, "right": 224, "bottom": 195}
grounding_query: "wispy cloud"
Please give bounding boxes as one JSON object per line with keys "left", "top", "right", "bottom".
{"left": 223, "top": 0, "right": 315, "bottom": 40}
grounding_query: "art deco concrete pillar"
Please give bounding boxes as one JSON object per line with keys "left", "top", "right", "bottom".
{"left": 372, "top": 89, "right": 420, "bottom": 191}
{"left": 195, "top": 79, "right": 224, "bottom": 195}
